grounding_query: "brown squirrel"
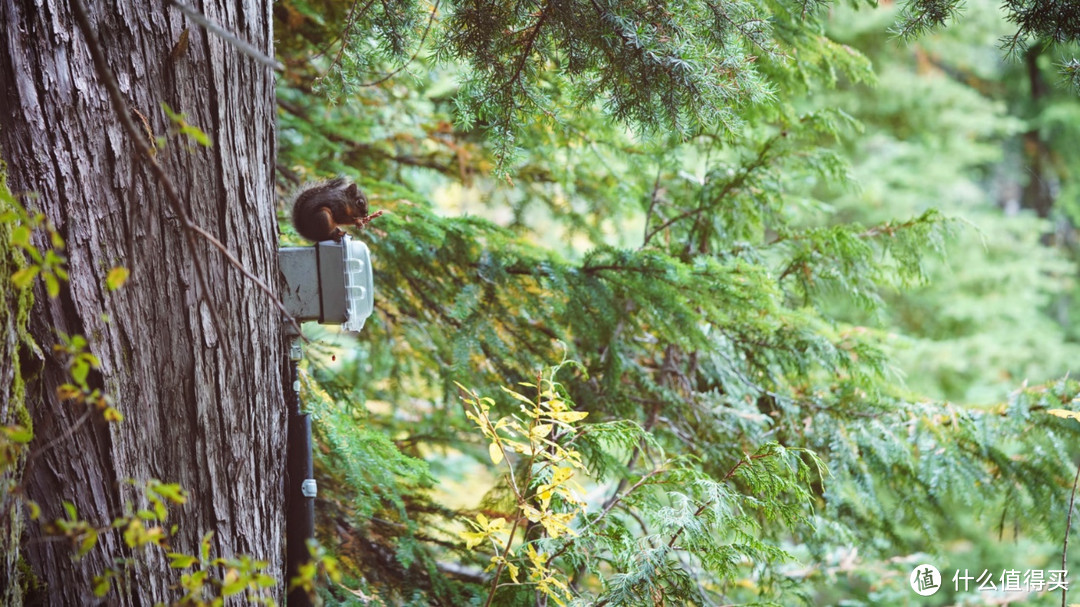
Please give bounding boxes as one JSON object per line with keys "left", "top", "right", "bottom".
{"left": 291, "top": 177, "right": 370, "bottom": 242}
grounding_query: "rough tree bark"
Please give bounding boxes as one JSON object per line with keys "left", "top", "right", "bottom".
{"left": 0, "top": 0, "right": 284, "bottom": 603}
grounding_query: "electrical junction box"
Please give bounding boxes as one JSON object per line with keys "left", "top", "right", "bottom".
{"left": 279, "top": 235, "right": 374, "bottom": 334}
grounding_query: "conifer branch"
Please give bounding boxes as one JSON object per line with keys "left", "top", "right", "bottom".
{"left": 643, "top": 135, "right": 777, "bottom": 248}
{"left": 357, "top": 0, "right": 443, "bottom": 87}
{"left": 504, "top": 2, "right": 553, "bottom": 94}
{"left": 315, "top": 0, "right": 379, "bottom": 71}
{"left": 664, "top": 451, "right": 776, "bottom": 551}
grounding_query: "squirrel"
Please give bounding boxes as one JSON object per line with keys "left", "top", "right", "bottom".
{"left": 290, "top": 177, "right": 370, "bottom": 242}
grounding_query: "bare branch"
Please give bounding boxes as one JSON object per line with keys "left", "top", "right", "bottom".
{"left": 168, "top": 0, "right": 283, "bottom": 71}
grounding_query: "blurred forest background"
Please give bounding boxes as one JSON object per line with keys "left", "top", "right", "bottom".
{"left": 274, "top": 0, "right": 1080, "bottom": 605}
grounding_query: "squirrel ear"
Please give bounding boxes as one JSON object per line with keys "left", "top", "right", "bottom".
{"left": 346, "top": 183, "right": 359, "bottom": 198}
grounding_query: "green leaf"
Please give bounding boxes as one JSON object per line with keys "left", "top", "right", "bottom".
{"left": 181, "top": 124, "right": 213, "bottom": 147}
{"left": 222, "top": 578, "right": 246, "bottom": 597}
{"left": 92, "top": 574, "right": 111, "bottom": 597}
{"left": 255, "top": 573, "right": 276, "bottom": 588}
{"left": 200, "top": 531, "right": 214, "bottom": 561}
{"left": 161, "top": 102, "right": 182, "bottom": 121}
{"left": 10, "top": 225, "right": 30, "bottom": 246}
{"left": 2, "top": 425, "right": 33, "bottom": 443}
{"left": 123, "top": 520, "right": 142, "bottom": 547}
{"left": 78, "top": 528, "right": 99, "bottom": 557}
{"left": 43, "top": 272, "right": 59, "bottom": 298}
{"left": 168, "top": 553, "right": 198, "bottom": 568}
{"left": 71, "top": 359, "right": 90, "bottom": 386}
{"left": 11, "top": 266, "right": 39, "bottom": 289}
{"left": 154, "top": 482, "right": 188, "bottom": 504}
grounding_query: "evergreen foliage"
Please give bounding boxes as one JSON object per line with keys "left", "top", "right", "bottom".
{"left": 274, "top": 1, "right": 1080, "bottom": 604}
{"left": 889, "top": 0, "right": 1080, "bottom": 90}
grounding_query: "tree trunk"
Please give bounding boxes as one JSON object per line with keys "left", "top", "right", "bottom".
{"left": 0, "top": 0, "right": 284, "bottom": 603}
{"left": 1021, "top": 45, "right": 1057, "bottom": 219}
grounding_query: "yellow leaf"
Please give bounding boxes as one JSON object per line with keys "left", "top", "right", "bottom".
{"left": 500, "top": 385, "right": 535, "bottom": 404}
{"left": 222, "top": 569, "right": 245, "bottom": 596}
{"left": 531, "top": 423, "right": 553, "bottom": 439}
{"left": 526, "top": 543, "right": 546, "bottom": 568}
{"left": 550, "top": 410, "right": 588, "bottom": 423}
{"left": 1048, "top": 409, "right": 1080, "bottom": 421}
{"left": 489, "top": 441, "right": 504, "bottom": 465}
{"left": 106, "top": 267, "right": 129, "bottom": 291}
{"left": 103, "top": 407, "right": 124, "bottom": 422}
{"left": 459, "top": 530, "right": 488, "bottom": 549}
{"left": 538, "top": 511, "right": 578, "bottom": 539}
{"left": 537, "top": 488, "right": 554, "bottom": 508}
{"left": 550, "top": 467, "right": 573, "bottom": 484}
{"left": 55, "top": 384, "right": 82, "bottom": 401}
{"left": 522, "top": 504, "right": 542, "bottom": 522}
{"left": 506, "top": 561, "right": 519, "bottom": 583}
{"left": 144, "top": 526, "right": 165, "bottom": 545}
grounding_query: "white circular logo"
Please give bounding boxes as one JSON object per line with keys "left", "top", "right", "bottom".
{"left": 910, "top": 564, "right": 942, "bottom": 596}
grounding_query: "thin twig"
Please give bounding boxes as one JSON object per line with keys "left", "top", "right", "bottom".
{"left": 1062, "top": 460, "right": 1080, "bottom": 607}
{"left": 168, "top": 0, "right": 283, "bottom": 71}
{"left": 641, "top": 165, "right": 663, "bottom": 246}
{"left": 25, "top": 407, "right": 94, "bottom": 465}
{"left": 0, "top": 406, "right": 97, "bottom": 524}
{"left": 480, "top": 395, "right": 540, "bottom": 607}
{"left": 186, "top": 224, "right": 308, "bottom": 333}
{"left": 275, "top": 98, "right": 456, "bottom": 175}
